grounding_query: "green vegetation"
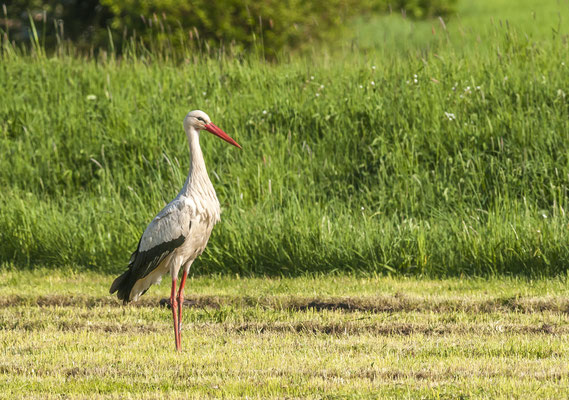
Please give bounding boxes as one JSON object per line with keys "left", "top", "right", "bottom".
{"left": 5, "top": 0, "right": 457, "bottom": 56}
{"left": 1, "top": 2, "right": 568, "bottom": 398}
{"left": 353, "top": 0, "right": 568, "bottom": 54}
{"left": 1, "top": 271, "right": 568, "bottom": 398}
{"left": 2, "top": 0, "right": 569, "bottom": 276}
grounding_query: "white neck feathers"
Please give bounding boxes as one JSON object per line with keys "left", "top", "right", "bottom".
{"left": 179, "top": 126, "right": 220, "bottom": 222}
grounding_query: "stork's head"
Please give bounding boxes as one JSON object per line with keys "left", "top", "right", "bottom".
{"left": 184, "top": 110, "right": 241, "bottom": 149}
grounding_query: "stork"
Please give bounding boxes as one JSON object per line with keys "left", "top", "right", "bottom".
{"left": 110, "top": 110, "right": 241, "bottom": 351}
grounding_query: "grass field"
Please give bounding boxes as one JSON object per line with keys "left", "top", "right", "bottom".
{"left": 2, "top": 0, "right": 569, "bottom": 398}
{"left": 1, "top": 270, "right": 569, "bottom": 398}
{"left": 353, "top": 0, "right": 569, "bottom": 54}
{"left": 2, "top": 0, "right": 569, "bottom": 276}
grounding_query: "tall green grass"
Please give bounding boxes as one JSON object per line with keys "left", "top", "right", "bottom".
{"left": 1, "top": 2, "right": 569, "bottom": 276}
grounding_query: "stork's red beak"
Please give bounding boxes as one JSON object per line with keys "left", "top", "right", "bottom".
{"left": 204, "top": 123, "right": 242, "bottom": 149}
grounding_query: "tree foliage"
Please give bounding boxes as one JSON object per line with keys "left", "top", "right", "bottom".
{"left": 4, "top": 0, "right": 457, "bottom": 56}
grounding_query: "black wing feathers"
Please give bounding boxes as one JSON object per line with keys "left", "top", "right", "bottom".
{"left": 110, "top": 234, "right": 185, "bottom": 303}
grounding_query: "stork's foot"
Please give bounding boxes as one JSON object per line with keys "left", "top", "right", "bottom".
{"left": 159, "top": 298, "right": 195, "bottom": 309}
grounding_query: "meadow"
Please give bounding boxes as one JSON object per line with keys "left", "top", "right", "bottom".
{"left": 1, "top": 0, "right": 569, "bottom": 398}
{"left": 1, "top": 270, "right": 569, "bottom": 398}
{"left": 1, "top": 0, "right": 569, "bottom": 276}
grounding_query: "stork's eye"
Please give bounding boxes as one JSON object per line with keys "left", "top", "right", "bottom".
{"left": 197, "top": 117, "right": 205, "bottom": 123}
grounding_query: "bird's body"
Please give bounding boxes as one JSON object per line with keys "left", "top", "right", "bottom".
{"left": 110, "top": 110, "right": 241, "bottom": 350}
{"left": 110, "top": 125, "right": 221, "bottom": 303}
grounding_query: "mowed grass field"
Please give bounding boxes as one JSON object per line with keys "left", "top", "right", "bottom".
{"left": 1, "top": 270, "right": 569, "bottom": 398}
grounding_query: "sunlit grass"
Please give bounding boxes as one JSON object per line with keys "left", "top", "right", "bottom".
{"left": 351, "top": 0, "right": 569, "bottom": 54}
{"left": 1, "top": 271, "right": 568, "bottom": 399}
{"left": 1, "top": 0, "right": 569, "bottom": 277}
{"left": 1, "top": 268, "right": 569, "bottom": 298}
{"left": 2, "top": 1, "right": 569, "bottom": 398}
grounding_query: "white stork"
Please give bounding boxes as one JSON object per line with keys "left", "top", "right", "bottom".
{"left": 110, "top": 110, "right": 241, "bottom": 351}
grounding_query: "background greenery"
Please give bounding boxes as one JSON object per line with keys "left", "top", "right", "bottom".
{"left": 1, "top": 0, "right": 569, "bottom": 277}
{"left": 4, "top": 0, "right": 457, "bottom": 57}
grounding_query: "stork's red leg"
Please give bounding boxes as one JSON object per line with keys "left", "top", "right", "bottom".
{"left": 170, "top": 278, "right": 180, "bottom": 351}
{"left": 176, "top": 269, "right": 188, "bottom": 347}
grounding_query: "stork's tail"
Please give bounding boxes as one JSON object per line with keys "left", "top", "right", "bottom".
{"left": 110, "top": 270, "right": 133, "bottom": 304}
